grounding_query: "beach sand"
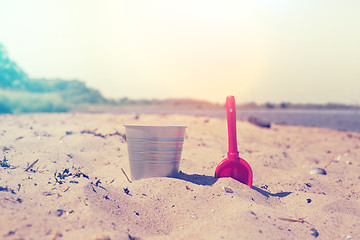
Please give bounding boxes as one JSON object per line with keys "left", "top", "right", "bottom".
{"left": 0, "top": 113, "right": 359, "bottom": 240}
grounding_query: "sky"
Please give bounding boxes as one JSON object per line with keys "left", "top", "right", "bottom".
{"left": 1, "top": 0, "right": 360, "bottom": 104}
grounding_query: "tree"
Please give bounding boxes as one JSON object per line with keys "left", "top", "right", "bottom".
{"left": 0, "top": 44, "right": 28, "bottom": 90}
{"left": 0, "top": 43, "right": 108, "bottom": 113}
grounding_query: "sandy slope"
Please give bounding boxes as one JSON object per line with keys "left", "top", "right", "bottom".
{"left": 0, "top": 113, "right": 359, "bottom": 240}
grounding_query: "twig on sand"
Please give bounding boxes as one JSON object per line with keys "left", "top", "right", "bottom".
{"left": 121, "top": 168, "right": 132, "bottom": 183}
{"left": 277, "top": 217, "right": 306, "bottom": 223}
{"left": 1, "top": 156, "right": 16, "bottom": 169}
{"left": 91, "top": 180, "right": 107, "bottom": 191}
{"left": 54, "top": 171, "right": 64, "bottom": 184}
{"left": 25, "top": 159, "right": 39, "bottom": 172}
{"left": 323, "top": 155, "right": 334, "bottom": 169}
{"left": 52, "top": 231, "right": 62, "bottom": 240}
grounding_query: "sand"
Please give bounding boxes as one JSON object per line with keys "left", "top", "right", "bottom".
{"left": 0, "top": 112, "right": 359, "bottom": 240}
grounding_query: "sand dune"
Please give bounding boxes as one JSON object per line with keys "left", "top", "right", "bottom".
{"left": 1, "top": 113, "right": 359, "bottom": 239}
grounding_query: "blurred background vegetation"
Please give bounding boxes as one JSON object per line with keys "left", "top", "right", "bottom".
{"left": 0, "top": 43, "right": 107, "bottom": 113}
{"left": 1, "top": 43, "right": 358, "bottom": 114}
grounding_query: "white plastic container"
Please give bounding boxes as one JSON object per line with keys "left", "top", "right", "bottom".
{"left": 124, "top": 124, "right": 187, "bottom": 180}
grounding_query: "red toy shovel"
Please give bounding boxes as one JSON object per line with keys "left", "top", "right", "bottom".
{"left": 215, "top": 96, "right": 253, "bottom": 187}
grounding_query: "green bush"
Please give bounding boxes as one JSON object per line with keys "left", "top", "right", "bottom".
{"left": 0, "top": 90, "right": 70, "bottom": 114}
{"left": 1, "top": 43, "right": 108, "bottom": 114}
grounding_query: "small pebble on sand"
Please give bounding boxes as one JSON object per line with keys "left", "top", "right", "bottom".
{"left": 310, "top": 168, "right": 327, "bottom": 175}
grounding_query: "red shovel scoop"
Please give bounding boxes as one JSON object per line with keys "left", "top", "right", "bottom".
{"left": 215, "top": 96, "right": 253, "bottom": 187}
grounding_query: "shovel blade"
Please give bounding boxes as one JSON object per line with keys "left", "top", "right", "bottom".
{"left": 215, "top": 158, "right": 253, "bottom": 187}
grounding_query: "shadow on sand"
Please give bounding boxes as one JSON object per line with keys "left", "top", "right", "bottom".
{"left": 252, "top": 186, "right": 292, "bottom": 198}
{"left": 169, "top": 173, "right": 292, "bottom": 197}
{"left": 169, "top": 171, "right": 218, "bottom": 186}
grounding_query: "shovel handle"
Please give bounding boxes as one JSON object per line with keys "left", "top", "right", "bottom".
{"left": 226, "top": 96, "right": 238, "bottom": 155}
